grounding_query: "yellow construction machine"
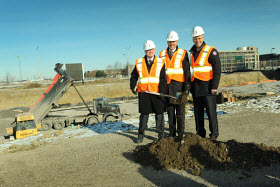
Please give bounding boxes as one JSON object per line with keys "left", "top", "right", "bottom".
{"left": 6, "top": 113, "right": 41, "bottom": 139}
{"left": 6, "top": 63, "right": 122, "bottom": 139}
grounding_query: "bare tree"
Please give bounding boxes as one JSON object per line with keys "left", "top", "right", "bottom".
{"left": 107, "top": 65, "right": 113, "bottom": 70}
{"left": 123, "top": 63, "right": 128, "bottom": 69}
{"left": 113, "top": 61, "right": 122, "bottom": 69}
{"left": 5, "top": 73, "right": 15, "bottom": 85}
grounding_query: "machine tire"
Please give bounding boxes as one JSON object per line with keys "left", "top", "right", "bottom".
{"left": 105, "top": 116, "right": 116, "bottom": 122}
{"left": 53, "top": 120, "right": 65, "bottom": 130}
{"left": 41, "top": 121, "right": 52, "bottom": 131}
{"left": 87, "top": 117, "right": 99, "bottom": 125}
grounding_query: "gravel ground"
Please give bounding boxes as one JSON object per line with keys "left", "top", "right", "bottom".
{"left": 0, "top": 108, "right": 279, "bottom": 186}
{"left": 0, "top": 81, "right": 280, "bottom": 186}
{"left": 220, "top": 80, "right": 280, "bottom": 95}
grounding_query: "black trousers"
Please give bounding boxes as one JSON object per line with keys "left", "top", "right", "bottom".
{"left": 193, "top": 95, "right": 219, "bottom": 138}
{"left": 138, "top": 113, "right": 164, "bottom": 137}
{"left": 167, "top": 103, "right": 185, "bottom": 137}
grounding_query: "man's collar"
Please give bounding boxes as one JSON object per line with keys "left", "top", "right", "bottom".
{"left": 167, "top": 46, "right": 178, "bottom": 52}
{"left": 190, "top": 42, "right": 206, "bottom": 53}
{"left": 148, "top": 56, "right": 154, "bottom": 61}
{"left": 145, "top": 55, "right": 154, "bottom": 62}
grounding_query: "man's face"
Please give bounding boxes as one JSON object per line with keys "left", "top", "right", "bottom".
{"left": 145, "top": 48, "right": 155, "bottom": 58}
{"left": 193, "top": 35, "right": 204, "bottom": 48}
{"left": 167, "top": 40, "right": 178, "bottom": 50}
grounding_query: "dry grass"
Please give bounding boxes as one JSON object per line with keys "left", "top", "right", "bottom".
{"left": 0, "top": 71, "right": 276, "bottom": 110}
{"left": 0, "top": 79, "right": 134, "bottom": 110}
{"left": 57, "top": 82, "right": 133, "bottom": 105}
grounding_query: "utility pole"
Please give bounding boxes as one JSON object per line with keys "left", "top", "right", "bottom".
{"left": 271, "top": 48, "right": 275, "bottom": 70}
{"left": 17, "top": 56, "right": 23, "bottom": 82}
{"left": 127, "top": 46, "right": 131, "bottom": 65}
{"left": 127, "top": 47, "right": 130, "bottom": 65}
{"left": 271, "top": 48, "right": 275, "bottom": 54}
{"left": 123, "top": 54, "right": 128, "bottom": 65}
{"left": 36, "top": 46, "right": 41, "bottom": 81}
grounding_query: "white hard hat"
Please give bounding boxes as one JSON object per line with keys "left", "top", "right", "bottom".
{"left": 166, "top": 31, "right": 179, "bottom": 41}
{"left": 143, "top": 40, "right": 156, "bottom": 50}
{"left": 192, "top": 26, "right": 205, "bottom": 37}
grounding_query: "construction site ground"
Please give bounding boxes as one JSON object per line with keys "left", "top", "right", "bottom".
{"left": 0, "top": 71, "right": 280, "bottom": 186}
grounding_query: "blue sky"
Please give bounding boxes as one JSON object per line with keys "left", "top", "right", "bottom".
{"left": 0, "top": 0, "right": 279, "bottom": 81}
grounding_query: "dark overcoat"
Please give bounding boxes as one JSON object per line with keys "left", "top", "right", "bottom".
{"left": 130, "top": 55, "right": 167, "bottom": 114}
{"left": 163, "top": 46, "right": 191, "bottom": 104}
{"left": 189, "top": 42, "right": 222, "bottom": 97}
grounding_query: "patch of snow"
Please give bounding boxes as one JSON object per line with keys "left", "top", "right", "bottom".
{"left": 1, "top": 95, "right": 279, "bottom": 153}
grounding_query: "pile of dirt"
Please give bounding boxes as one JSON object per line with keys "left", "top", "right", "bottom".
{"left": 22, "top": 83, "right": 42, "bottom": 89}
{"left": 4, "top": 140, "right": 46, "bottom": 153}
{"left": 133, "top": 133, "right": 280, "bottom": 172}
{"left": 219, "top": 71, "right": 269, "bottom": 87}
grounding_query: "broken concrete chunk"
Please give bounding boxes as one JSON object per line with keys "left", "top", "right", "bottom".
{"left": 266, "top": 92, "right": 276, "bottom": 95}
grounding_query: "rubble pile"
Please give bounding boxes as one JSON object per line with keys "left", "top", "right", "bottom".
{"left": 217, "top": 95, "right": 280, "bottom": 114}
{"left": 243, "top": 96, "right": 280, "bottom": 113}
{"left": 133, "top": 133, "right": 280, "bottom": 172}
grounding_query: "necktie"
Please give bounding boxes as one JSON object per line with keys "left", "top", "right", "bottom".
{"left": 169, "top": 51, "right": 174, "bottom": 58}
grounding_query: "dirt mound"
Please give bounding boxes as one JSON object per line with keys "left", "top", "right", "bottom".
{"left": 4, "top": 140, "right": 46, "bottom": 153}
{"left": 22, "top": 83, "right": 42, "bottom": 89}
{"left": 219, "top": 71, "right": 269, "bottom": 87}
{"left": 133, "top": 133, "right": 280, "bottom": 172}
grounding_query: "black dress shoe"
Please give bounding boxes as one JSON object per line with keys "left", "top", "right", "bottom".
{"left": 209, "top": 137, "right": 217, "bottom": 141}
{"left": 136, "top": 137, "right": 143, "bottom": 143}
{"left": 178, "top": 133, "right": 183, "bottom": 140}
{"left": 167, "top": 135, "right": 176, "bottom": 139}
{"left": 158, "top": 133, "right": 164, "bottom": 139}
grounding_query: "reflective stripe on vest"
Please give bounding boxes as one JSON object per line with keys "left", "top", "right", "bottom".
{"left": 159, "top": 48, "right": 186, "bottom": 83}
{"left": 191, "top": 44, "right": 214, "bottom": 82}
{"left": 193, "top": 66, "right": 213, "bottom": 72}
{"left": 138, "top": 77, "right": 160, "bottom": 84}
{"left": 198, "top": 45, "right": 211, "bottom": 66}
{"left": 174, "top": 48, "right": 184, "bottom": 68}
{"left": 136, "top": 57, "right": 164, "bottom": 92}
{"left": 136, "top": 58, "right": 144, "bottom": 78}
{"left": 159, "top": 50, "right": 167, "bottom": 59}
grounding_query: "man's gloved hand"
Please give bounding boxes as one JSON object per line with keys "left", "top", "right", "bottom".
{"left": 160, "top": 94, "right": 165, "bottom": 101}
{"left": 211, "top": 89, "right": 218, "bottom": 95}
{"left": 131, "top": 86, "right": 137, "bottom": 95}
{"left": 132, "top": 89, "right": 137, "bottom": 95}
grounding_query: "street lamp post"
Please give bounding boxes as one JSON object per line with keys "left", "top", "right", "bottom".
{"left": 124, "top": 46, "right": 131, "bottom": 65}
{"left": 17, "top": 56, "right": 23, "bottom": 82}
{"left": 36, "top": 46, "right": 42, "bottom": 81}
{"left": 123, "top": 54, "right": 128, "bottom": 65}
{"left": 123, "top": 54, "right": 129, "bottom": 75}
{"left": 271, "top": 48, "right": 275, "bottom": 69}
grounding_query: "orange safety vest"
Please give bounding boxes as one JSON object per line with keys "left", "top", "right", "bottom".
{"left": 159, "top": 48, "right": 186, "bottom": 84}
{"left": 136, "top": 57, "right": 164, "bottom": 93}
{"left": 191, "top": 44, "right": 214, "bottom": 82}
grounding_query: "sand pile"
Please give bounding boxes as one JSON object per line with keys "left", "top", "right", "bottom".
{"left": 133, "top": 133, "right": 280, "bottom": 172}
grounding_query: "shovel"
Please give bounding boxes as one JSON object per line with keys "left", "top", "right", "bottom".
{"left": 137, "top": 87, "right": 189, "bottom": 104}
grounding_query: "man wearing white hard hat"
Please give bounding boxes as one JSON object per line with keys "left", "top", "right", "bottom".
{"left": 159, "top": 31, "right": 191, "bottom": 140}
{"left": 130, "top": 40, "right": 167, "bottom": 143}
{"left": 189, "top": 26, "right": 221, "bottom": 141}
